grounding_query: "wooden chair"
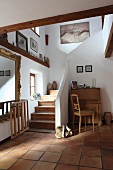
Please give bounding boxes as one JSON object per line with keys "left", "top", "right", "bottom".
{"left": 71, "top": 94, "right": 95, "bottom": 133}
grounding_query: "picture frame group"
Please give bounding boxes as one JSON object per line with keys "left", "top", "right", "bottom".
{"left": 0, "top": 70, "right": 11, "bottom": 76}
{"left": 16, "top": 31, "right": 38, "bottom": 54}
{"left": 76, "top": 65, "right": 92, "bottom": 73}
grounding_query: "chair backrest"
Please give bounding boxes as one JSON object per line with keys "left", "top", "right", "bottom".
{"left": 71, "top": 94, "right": 81, "bottom": 115}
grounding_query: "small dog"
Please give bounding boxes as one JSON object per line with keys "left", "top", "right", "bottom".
{"left": 55, "top": 125, "right": 73, "bottom": 139}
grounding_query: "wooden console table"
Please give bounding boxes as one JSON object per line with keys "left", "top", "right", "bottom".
{"left": 70, "top": 88, "right": 101, "bottom": 124}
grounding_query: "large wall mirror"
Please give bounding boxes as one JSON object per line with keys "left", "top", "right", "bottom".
{"left": 0, "top": 48, "right": 21, "bottom": 102}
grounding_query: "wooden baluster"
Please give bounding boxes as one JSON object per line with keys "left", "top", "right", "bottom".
{"left": 10, "top": 103, "right": 13, "bottom": 139}
{"left": 2, "top": 103, "right": 4, "bottom": 115}
{"left": 6, "top": 102, "right": 8, "bottom": 113}
{"left": 17, "top": 103, "right": 20, "bottom": 133}
{"left": 21, "top": 102, "right": 24, "bottom": 130}
{"left": 24, "top": 101, "right": 27, "bottom": 129}
{"left": 26, "top": 100, "right": 29, "bottom": 127}
{"left": 13, "top": 104, "right": 17, "bottom": 136}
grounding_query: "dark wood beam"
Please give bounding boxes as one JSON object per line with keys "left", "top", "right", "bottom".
{"left": 105, "top": 23, "right": 113, "bottom": 58}
{"left": 102, "top": 15, "right": 105, "bottom": 29}
{"left": 0, "top": 5, "right": 113, "bottom": 34}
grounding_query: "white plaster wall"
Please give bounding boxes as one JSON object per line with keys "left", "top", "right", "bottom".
{"left": 0, "top": 121, "right": 10, "bottom": 141}
{"left": 45, "top": 17, "right": 102, "bottom": 87}
{"left": 20, "top": 56, "right": 49, "bottom": 118}
{"left": 7, "top": 27, "right": 49, "bottom": 117}
{"left": 0, "top": 0, "right": 113, "bottom": 27}
{"left": 60, "top": 71, "right": 69, "bottom": 126}
{"left": 0, "top": 56, "right": 15, "bottom": 103}
{"left": 69, "top": 30, "right": 113, "bottom": 115}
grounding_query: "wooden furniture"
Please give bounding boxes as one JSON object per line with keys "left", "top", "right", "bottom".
{"left": 70, "top": 88, "right": 101, "bottom": 124}
{"left": 71, "top": 94, "right": 94, "bottom": 133}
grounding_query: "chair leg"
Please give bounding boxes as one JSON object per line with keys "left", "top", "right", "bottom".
{"left": 92, "top": 114, "right": 94, "bottom": 131}
{"left": 79, "top": 116, "right": 82, "bottom": 133}
{"left": 73, "top": 114, "right": 75, "bottom": 130}
{"left": 85, "top": 117, "right": 87, "bottom": 127}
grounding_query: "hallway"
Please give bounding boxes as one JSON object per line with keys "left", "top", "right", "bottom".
{"left": 0, "top": 125, "right": 113, "bottom": 170}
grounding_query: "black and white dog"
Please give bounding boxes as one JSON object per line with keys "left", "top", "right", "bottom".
{"left": 55, "top": 125, "right": 73, "bottom": 139}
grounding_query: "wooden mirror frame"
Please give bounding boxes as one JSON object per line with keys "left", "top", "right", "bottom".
{"left": 0, "top": 48, "right": 21, "bottom": 100}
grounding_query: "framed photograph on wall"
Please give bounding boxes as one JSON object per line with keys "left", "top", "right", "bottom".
{"left": 76, "top": 66, "right": 83, "bottom": 73}
{"left": 60, "top": 22, "right": 90, "bottom": 44}
{"left": 16, "top": 31, "right": 28, "bottom": 52}
{"left": 30, "top": 38, "right": 38, "bottom": 52}
{"left": 0, "top": 71, "right": 4, "bottom": 76}
{"left": 71, "top": 81, "right": 78, "bottom": 89}
{"left": 5, "top": 70, "right": 11, "bottom": 76}
{"left": 85, "top": 65, "right": 92, "bottom": 72}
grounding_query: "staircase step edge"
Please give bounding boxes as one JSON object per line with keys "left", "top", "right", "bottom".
{"left": 29, "top": 120, "right": 55, "bottom": 123}
{"left": 31, "top": 112, "right": 55, "bottom": 115}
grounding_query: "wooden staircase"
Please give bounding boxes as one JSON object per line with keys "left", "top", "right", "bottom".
{"left": 29, "top": 90, "right": 58, "bottom": 132}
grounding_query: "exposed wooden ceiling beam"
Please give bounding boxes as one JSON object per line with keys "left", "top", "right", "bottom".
{"left": 105, "top": 23, "right": 113, "bottom": 58}
{"left": 102, "top": 15, "right": 105, "bottom": 29}
{"left": 0, "top": 5, "right": 113, "bottom": 34}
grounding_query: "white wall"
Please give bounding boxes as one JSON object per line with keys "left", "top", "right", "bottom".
{"left": 21, "top": 56, "right": 49, "bottom": 118}
{"left": 0, "top": 56, "right": 15, "bottom": 103}
{"left": 45, "top": 17, "right": 102, "bottom": 87}
{"left": 7, "top": 27, "right": 49, "bottom": 117}
{"left": 68, "top": 30, "right": 113, "bottom": 115}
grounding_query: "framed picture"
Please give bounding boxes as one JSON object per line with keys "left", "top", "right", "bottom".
{"left": 16, "top": 31, "right": 28, "bottom": 52}
{"left": 60, "top": 22, "right": 90, "bottom": 44}
{"left": 0, "top": 71, "right": 4, "bottom": 76}
{"left": 71, "top": 81, "right": 78, "bottom": 89}
{"left": 5, "top": 70, "right": 10, "bottom": 76}
{"left": 76, "top": 66, "right": 83, "bottom": 73}
{"left": 85, "top": 65, "right": 92, "bottom": 72}
{"left": 30, "top": 38, "right": 38, "bottom": 52}
{"left": 39, "top": 54, "right": 43, "bottom": 61}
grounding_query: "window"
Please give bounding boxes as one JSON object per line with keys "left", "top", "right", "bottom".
{"left": 30, "top": 73, "right": 36, "bottom": 96}
{"left": 31, "top": 27, "right": 39, "bottom": 36}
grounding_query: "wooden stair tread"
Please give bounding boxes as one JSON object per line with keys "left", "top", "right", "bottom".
{"left": 39, "top": 99, "right": 55, "bottom": 102}
{"left": 29, "top": 120, "right": 55, "bottom": 123}
{"left": 41, "top": 95, "right": 56, "bottom": 100}
{"left": 31, "top": 112, "right": 55, "bottom": 115}
{"left": 36, "top": 106, "right": 55, "bottom": 108}
{"left": 27, "top": 128, "right": 55, "bottom": 133}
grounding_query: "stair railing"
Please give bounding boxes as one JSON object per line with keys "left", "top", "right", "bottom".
{"left": 10, "top": 100, "right": 29, "bottom": 139}
{"left": 0, "top": 100, "right": 15, "bottom": 116}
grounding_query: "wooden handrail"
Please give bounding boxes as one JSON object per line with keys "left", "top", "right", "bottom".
{"left": 0, "top": 100, "right": 15, "bottom": 116}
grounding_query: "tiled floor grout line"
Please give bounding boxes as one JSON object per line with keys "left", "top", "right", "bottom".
{"left": 29, "top": 152, "right": 46, "bottom": 170}
{"left": 78, "top": 131, "right": 86, "bottom": 170}
{"left": 98, "top": 125, "right": 103, "bottom": 170}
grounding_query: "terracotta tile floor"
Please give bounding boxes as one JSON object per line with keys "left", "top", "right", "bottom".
{"left": 0, "top": 124, "right": 113, "bottom": 169}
